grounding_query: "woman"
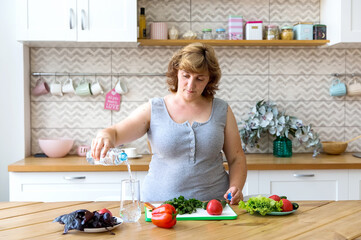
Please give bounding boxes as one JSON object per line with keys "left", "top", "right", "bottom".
{"left": 91, "top": 42, "right": 247, "bottom": 204}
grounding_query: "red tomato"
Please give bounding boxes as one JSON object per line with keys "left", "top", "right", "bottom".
{"left": 269, "top": 195, "right": 281, "bottom": 201}
{"left": 98, "top": 208, "right": 113, "bottom": 217}
{"left": 206, "top": 199, "right": 223, "bottom": 215}
{"left": 151, "top": 204, "right": 177, "bottom": 228}
{"left": 281, "top": 199, "right": 293, "bottom": 212}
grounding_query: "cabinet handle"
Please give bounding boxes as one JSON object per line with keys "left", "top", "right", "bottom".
{"left": 69, "top": 8, "right": 75, "bottom": 29}
{"left": 81, "top": 9, "right": 87, "bottom": 30}
{"left": 293, "top": 174, "right": 315, "bottom": 178}
{"left": 64, "top": 176, "right": 86, "bottom": 180}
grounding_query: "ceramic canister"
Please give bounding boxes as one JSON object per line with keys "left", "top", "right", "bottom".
{"left": 150, "top": 22, "right": 168, "bottom": 40}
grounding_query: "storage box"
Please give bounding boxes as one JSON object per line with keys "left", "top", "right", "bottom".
{"left": 293, "top": 22, "right": 313, "bottom": 40}
{"left": 228, "top": 15, "right": 243, "bottom": 40}
{"left": 245, "top": 21, "right": 263, "bottom": 40}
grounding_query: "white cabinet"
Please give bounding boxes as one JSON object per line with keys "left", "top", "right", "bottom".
{"left": 321, "top": 0, "right": 361, "bottom": 45}
{"left": 349, "top": 170, "right": 361, "bottom": 200}
{"left": 16, "top": 0, "right": 137, "bottom": 42}
{"left": 258, "top": 170, "right": 349, "bottom": 200}
{"left": 242, "top": 170, "right": 259, "bottom": 196}
{"left": 9, "top": 171, "right": 146, "bottom": 202}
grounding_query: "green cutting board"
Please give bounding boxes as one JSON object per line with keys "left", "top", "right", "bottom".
{"left": 145, "top": 203, "right": 238, "bottom": 221}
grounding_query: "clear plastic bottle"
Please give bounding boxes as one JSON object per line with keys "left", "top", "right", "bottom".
{"left": 86, "top": 148, "right": 128, "bottom": 165}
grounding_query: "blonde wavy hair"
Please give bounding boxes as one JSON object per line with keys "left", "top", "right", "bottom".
{"left": 166, "top": 42, "right": 221, "bottom": 99}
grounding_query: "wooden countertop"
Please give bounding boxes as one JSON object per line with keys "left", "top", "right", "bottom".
{"left": 1, "top": 200, "right": 361, "bottom": 239}
{"left": 8, "top": 153, "right": 361, "bottom": 172}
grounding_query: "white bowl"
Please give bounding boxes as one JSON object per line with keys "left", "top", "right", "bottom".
{"left": 38, "top": 138, "right": 74, "bottom": 158}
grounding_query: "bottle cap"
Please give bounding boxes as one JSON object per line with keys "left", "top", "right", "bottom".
{"left": 202, "top": 28, "right": 212, "bottom": 32}
{"left": 140, "top": 7, "right": 145, "bottom": 15}
{"left": 227, "top": 192, "right": 232, "bottom": 201}
{"left": 216, "top": 28, "right": 226, "bottom": 32}
{"left": 119, "top": 152, "right": 128, "bottom": 161}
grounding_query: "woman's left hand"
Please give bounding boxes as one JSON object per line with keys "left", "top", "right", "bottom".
{"left": 224, "top": 186, "right": 243, "bottom": 205}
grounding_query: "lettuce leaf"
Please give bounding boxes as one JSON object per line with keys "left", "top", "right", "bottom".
{"left": 239, "top": 195, "right": 283, "bottom": 216}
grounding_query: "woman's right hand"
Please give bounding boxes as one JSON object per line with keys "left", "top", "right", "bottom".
{"left": 91, "top": 135, "right": 114, "bottom": 160}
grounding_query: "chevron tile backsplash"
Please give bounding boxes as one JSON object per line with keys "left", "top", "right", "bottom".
{"left": 30, "top": 0, "right": 361, "bottom": 155}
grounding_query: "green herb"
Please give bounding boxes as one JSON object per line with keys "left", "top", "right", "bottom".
{"left": 164, "top": 196, "right": 203, "bottom": 215}
{"left": 239, "top": 195, "right": 283, "bottom": 216}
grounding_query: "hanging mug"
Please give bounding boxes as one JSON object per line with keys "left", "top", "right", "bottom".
{"left": 115, "top": 79, "right": 128, "bottom": 95}
{"left": 91, "top": 79, "right": 104, "bottom": 96}
{"left": 347, "top": 79, "right": 361, "bottom": 96}
{"left": 50, "top": 80, "right": 63, "bottom": 96}
{"left": 32, "top": 78, "right": 50, "bottom": 96}
{"left": 62, "top": 78, "right": 75, "bottom": 94}
{"left": 329, "top": 79, "right": 346, "bottom": 96}
{"left": 76, "top": 79, "right": 91, "bottom": 96}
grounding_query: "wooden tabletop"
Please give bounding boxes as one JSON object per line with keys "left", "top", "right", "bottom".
{"left": 8, "top": 153, "right": 361, "bottom": 172}
{"left": 1, "top": 200, "right": 361, "bottom": 239}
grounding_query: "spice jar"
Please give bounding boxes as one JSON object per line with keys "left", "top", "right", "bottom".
{"left": 215, "top": 28, "right": 226, "bottom": 40}
{"left": 265, "top": 25, "right": 279, "bottom": 40}
{"left": 202, "top": 29, "right": 212, "bottom": 40}
{"left": 280, "top": 25, "right": 293, "bottom": 40}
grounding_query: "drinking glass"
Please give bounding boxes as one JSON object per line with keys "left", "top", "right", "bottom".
{"left": 120, "top": 179, "right": 141, "bottom": 222}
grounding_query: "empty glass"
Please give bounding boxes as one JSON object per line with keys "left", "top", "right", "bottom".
{"left": 120, "top": 179, "right": 141, "bottom": 222}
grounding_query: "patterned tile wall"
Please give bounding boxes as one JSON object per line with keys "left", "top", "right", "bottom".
{"left": 30, "top": 0, "right": 361, "bottom": 155}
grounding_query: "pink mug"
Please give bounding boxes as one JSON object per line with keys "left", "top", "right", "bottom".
{"left": 77, "top": 145, "right": 91, "bottom": 157}
{"left": 32, "top": 79, "right": 50, "bottom": 96}
{"left": 150, "top": 22, "right": 168, "bottom": 40}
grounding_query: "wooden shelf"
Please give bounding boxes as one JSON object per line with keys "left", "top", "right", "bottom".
{"left": 138, "top": 39, "right": 330, "bottom": 47}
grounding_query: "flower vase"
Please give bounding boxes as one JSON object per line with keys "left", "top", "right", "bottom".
{"left": 273, "top": 136, "right": 292, "bottom": 157}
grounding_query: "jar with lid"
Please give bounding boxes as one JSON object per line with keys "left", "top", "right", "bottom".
{"left": 280, "top": 25, "right": 293, "bottom": 40}
{"left": 215, "top": 28, "right": 226, "bottom": 40}
{"left": 265, "top": 25, "right": 280, "bottom": 40}
{"left": 202, "top": 29, "right": 213, "bottom": 40}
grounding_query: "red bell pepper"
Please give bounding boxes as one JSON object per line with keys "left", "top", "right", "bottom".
{"left": 151, "top": 204, "right": 177, "bottom": 228}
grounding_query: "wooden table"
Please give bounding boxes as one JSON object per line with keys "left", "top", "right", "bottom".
{"left": 1, "top": 201, "right": 361, "bottom": 239}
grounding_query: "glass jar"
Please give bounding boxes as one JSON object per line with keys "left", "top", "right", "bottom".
{"left": 202, "top": 29, "right": 213, "bottom": 40}
{"left": 280, "top": 26, "right": 294, "bottom": 40}
{"left": 215, "top": 28, "right": 226, "bottom": 40}
{"left": 265, "top": 25, "right": 280, "bottom": 40}
{"left": 273, "top": 136, "right": 292, "bottom": 157}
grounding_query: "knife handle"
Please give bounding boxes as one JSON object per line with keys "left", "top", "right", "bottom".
{"left": 144, "top": 202, "right": 156, "bottom": 210}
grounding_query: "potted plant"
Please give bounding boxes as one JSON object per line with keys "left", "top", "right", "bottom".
{"left": 238, "top": 100, "right": 322, "bottom": 157}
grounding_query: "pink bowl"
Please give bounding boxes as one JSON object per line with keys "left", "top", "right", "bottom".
{"left": 38, "top": 138, "right": 74, "bottom": 158}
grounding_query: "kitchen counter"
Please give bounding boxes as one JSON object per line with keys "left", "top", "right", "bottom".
{"left": 1, "top": 200, "right": 361, "bottom": 239}
{"left": 8, "top": 153, "right": 361, "bottom": 172}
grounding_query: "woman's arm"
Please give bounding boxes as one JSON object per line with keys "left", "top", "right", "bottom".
{"left": 91, "top": 102, "right": 151, "bottom": 160}
{"left": 223, "top": 105, "right": 247, "bottom": 205}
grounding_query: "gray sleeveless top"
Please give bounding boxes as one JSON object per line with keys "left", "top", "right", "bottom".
{"left": 141, "top": 97, "right": 229, "bottom": 202}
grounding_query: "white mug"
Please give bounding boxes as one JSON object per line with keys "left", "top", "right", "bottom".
{"left": 122, "top": 148, "right": 138, "bottom": 158}
{"left": 91, "top": 81, "right": 104, "bottom": 95}
{"left": 62, "top": 78, "right": 75, "bottom": 94}
{"left": 50, "top": 80, "right": 63, "bottom": 96}
{"left": 115, "top": 80, "right": 128, "bottom": 95}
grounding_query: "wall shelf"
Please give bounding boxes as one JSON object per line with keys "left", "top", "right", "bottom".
{"left": 138, "top": 39, "right": 330, "bottom": 47}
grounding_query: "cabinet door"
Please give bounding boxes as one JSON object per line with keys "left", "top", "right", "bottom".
{"left": 341, "top": 0, "right": 361, "bottom": 42}
{"left": 242, "top": 170, "right": 259, "bottom": 196}
{"left": 77, "top": 0, "right": 137, "bottom": 42}
{"left": 17, "top": 0, "right": 77, "bottom": 41}
{"left": 349, "top": 170, "right": 361, "bottom": 200}
{"left": 259, "top": 170, "right": 349, "bottom": 200}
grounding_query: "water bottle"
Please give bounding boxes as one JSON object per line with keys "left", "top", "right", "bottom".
{"left": 86, "top": 148, "right": 128, "bottom": 165}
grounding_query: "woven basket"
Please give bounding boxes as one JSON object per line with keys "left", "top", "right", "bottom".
{"left": 322, "top": 141, "right": 347, "bottom": 155}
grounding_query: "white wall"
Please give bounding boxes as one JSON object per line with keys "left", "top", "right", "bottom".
{"left": 0, "top": 1, "right": 29, "bottom": 201}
